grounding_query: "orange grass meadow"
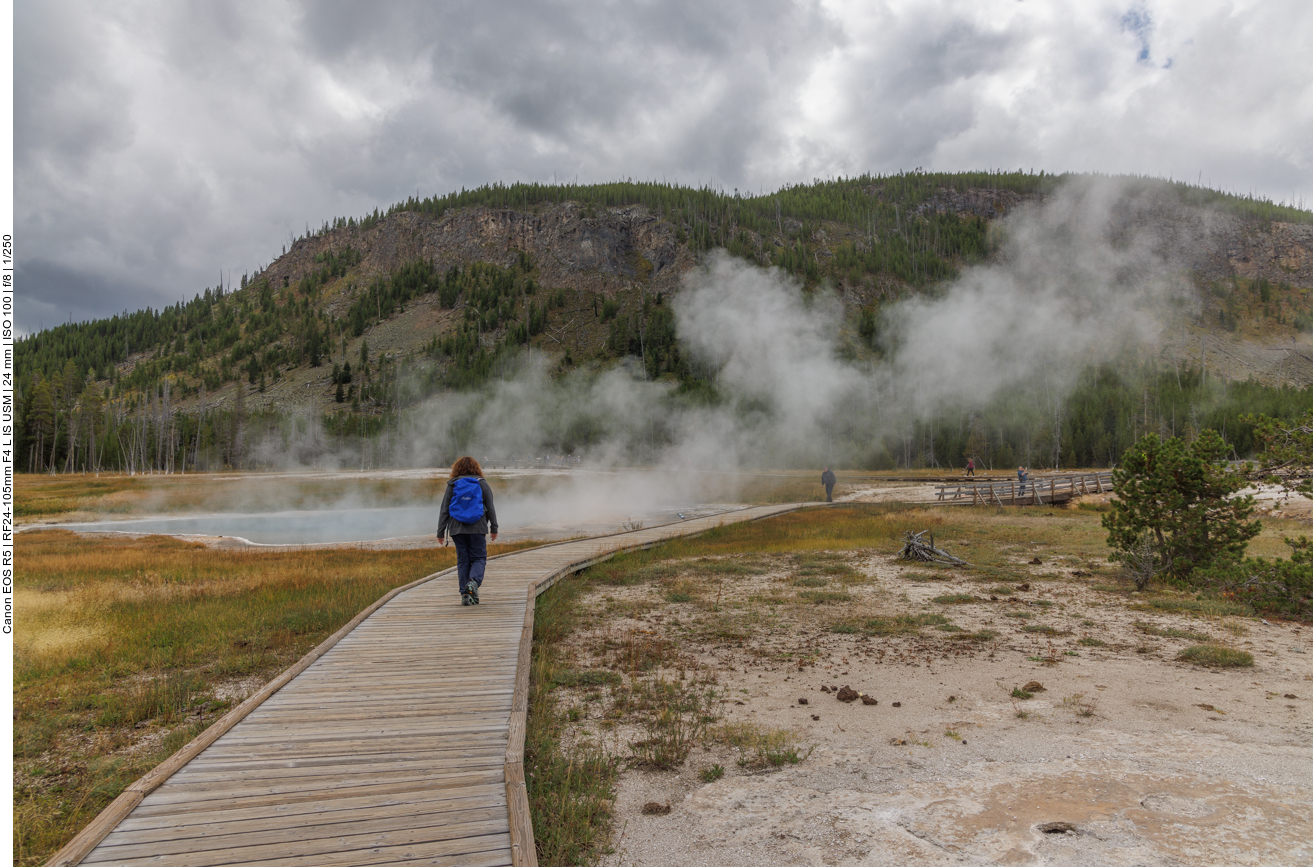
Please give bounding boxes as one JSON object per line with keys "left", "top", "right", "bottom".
{"left": 12, "top": 528, "right": 534, "bottom": 866}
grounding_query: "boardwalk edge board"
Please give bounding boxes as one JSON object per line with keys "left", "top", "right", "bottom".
{"left": 48, "top": 504, "right": 802, "bottom": 867}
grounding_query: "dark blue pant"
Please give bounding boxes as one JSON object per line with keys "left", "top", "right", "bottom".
{"left": 453, "top": 534, "right": 487, "bottom": 593}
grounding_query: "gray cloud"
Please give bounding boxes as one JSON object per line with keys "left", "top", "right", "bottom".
{"left": 14, "top": 0, "right": 1313, "bottom": 334}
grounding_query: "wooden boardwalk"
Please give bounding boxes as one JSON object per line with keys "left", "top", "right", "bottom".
{"left": 934, "top": 471, "right": 1113, "bottom": 506}
{"left": 51, "top": 504, "right": 800, "bottom": 867}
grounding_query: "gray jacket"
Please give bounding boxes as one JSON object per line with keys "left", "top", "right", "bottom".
{"left": 437, "top": 476, "right": 498, "bottom": 536}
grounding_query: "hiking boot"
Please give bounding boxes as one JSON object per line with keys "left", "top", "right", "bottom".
{"left": 461, "top": 590, "right": 472, "bottom": 606}
{"left": 469, "top": 584, "right": 480, "bottom": 605}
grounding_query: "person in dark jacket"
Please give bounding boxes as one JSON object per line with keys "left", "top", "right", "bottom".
{"left": 821, "top": 467, "right": 837, "bottom": 502}
{"left": 1017, "top": 466, "right": 1028, "bottom": 499}
{"left": 437, "top": 456, "right": 499, "bottom": 606}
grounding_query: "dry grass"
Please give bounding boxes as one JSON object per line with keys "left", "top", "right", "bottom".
{"left": 12, "top": 528, "right": 534, "bottom": 867}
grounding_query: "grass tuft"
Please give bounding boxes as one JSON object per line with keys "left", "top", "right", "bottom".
{"left": 714, "top": 722, "right": 811, "bottom": 771}
{"left": 1176, "top": 645, "right": 1255, "bottom": 667}
{"left": 1134, "top": 621, "right": 1210, "bottom": 641}
{"left": 830, "top": 613, "right": 951, "bottom": 636}
{"left": 932, "top": 593, "right": 978, "bottom": 604}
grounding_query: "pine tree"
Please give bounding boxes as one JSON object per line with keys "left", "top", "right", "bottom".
{"left": 1103, "top": 431, "right": 1259, "bottom": 586}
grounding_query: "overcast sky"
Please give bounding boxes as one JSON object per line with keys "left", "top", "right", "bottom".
{"left": 14, "top": 0, "right": 1313, "bottom": 335}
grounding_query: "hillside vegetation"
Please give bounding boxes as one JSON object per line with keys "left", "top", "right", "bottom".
{"left": 15, "top": 172, "right": 1313, "bottom": 475}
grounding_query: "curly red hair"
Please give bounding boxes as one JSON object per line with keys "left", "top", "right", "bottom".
{"left": 449, "top": 456, "right": 485, "bottom": 479}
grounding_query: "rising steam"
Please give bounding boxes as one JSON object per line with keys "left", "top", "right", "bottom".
{"left": 218, "top": 176, "right": 1212, "bottom": 534}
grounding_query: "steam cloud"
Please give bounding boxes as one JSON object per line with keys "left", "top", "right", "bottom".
{"left": 224, "top": 177, "right": 1208, "bottom": 534}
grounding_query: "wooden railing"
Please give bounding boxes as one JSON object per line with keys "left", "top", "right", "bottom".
{"left": 935, "top": 471, "right": 1114, "bottom": 506}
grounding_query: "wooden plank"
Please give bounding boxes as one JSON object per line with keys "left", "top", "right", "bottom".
{"left": 135, "top": 769, "right": 507, "bottom": 809}
{"left": 116, "top": 788, "right": 505, "bottom": 831}
{"left": 123, "top": 783, "right": 506, "bottom": 823}
{"left": 84, "top": 829, "right": 514, "bottom": 867}
{"left": 86, "top": 808, "right": 509, "bottom": 861}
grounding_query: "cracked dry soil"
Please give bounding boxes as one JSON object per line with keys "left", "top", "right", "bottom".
{"left": 551, "top": 545, "right": 1312, "bottom": 867}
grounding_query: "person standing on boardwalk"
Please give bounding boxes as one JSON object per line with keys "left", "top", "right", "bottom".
{"left": 438, "top": 456, "right": 499, "bottom": 606}
{"left": 966, "top": 458, "right": 975, "bottom": 477}
{"left": 1017, "top": 466, "right": 1028, "bottom": 499}
{"left": 821, "top": 467, "right": 837, "bottom": 502}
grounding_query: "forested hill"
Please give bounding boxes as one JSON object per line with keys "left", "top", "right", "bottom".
{"left": 13, "top": 171, "right": 1313, "bottom": 475}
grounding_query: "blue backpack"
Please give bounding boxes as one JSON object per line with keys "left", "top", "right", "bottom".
{"left": 449, "top": 477, "right": 485, "bottom": 524}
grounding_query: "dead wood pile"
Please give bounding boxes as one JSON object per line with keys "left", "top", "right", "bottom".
{"left": 898, "top": 530, "right": 967, "bottom": 566}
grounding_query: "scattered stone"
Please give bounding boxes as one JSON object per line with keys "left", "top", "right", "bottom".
{"left": 836, "top": 686, "right": 859, "bottom": 702}
{"left": 1030, "top": 557, "right": 1044, "bottom": 565}
{"left": 820, "top": 685, "right": 831, "bottom": 693}
{"left": 892, "top": 701, "right": 902, "bottom": 707}
{"left": 890, "top": 737, "right": 907, "bottom": 745}
{"left": 1072, "top": 570, "right": 1090, "bottom": 577}
{"left": 799, "top": 697, "right": 809, "bottom": 705}
{"left": 861, "top": 695, "right": 878, "bottom": 706}
{"left": 1019, "top": 583, "right": 1031, "bottom": 591}
{"left": 1038, "top": 821, "right": 1078, "bottom": 834}
{"left": 642, "top": 802, "right": 671, "bottom": 815}
{"left": 1284, "top": 693, "right": 1298, "bottom": 699}
{"left": 1023, "top": 681, "right": 1046, "bottom": 693}
{"left": 811, "top": 714, "right": 820, "bottom": 721}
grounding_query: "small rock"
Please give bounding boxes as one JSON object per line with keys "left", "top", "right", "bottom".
{"left": 1030, "top": 557, "right": 1043, "bottom": 565}
{"left": 811, "top": 714, "right": 820, "bottom": 721}
{"left": 861, "top": 695, "right": 878, "bottom": 706}
{"left": 1037, "top": 821, "right": 1078, "bottom": 834}
{"left": 642, "top": 802, "right": 671, "bottom": 815}
{"left": 836, "top": 686, "right": 859, "bottom": 702}
{"left": 1284, "top": 694, "right": 1298, "bottom": 699}
{"left": 889, "top": 737, "right": 907, "bottom": 746}
{"left": 1023, "top": 681, "right": 1046, "bottom": 692}
{"left": 798, "top": 698, "right": 809, "bottom": 705}
{"left": 820, "top": 685, "right": 831, "bottom": 693}
{"left": 1018, "top": 583, "right": 1031, "bottom": 591}
{"left": 892, "top": 701, "right": 902, "bottom": 707}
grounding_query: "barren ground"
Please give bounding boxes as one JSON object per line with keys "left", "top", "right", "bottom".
{"left": 546, "top": 503, "right": 1312, "bottom": 866}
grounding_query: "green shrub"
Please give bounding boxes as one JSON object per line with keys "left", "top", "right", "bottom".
{"left": 1195, "top": 537, "right": 1313, "bottom": 621}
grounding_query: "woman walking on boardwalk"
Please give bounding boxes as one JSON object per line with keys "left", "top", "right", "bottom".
{"left": 437, "top": 456, "right": 499, "bottom": 606}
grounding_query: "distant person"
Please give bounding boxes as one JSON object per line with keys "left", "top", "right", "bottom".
{"left": 965, "top": 458, "right": 975, "bottom": 477}
{"left": 437, "top": 456, "right": 499, "bottom": 606}
{"left": 1017, "top": 466, "right": 1028, "bottom": 499}
{"left": 821, "top": 467, "right": 837, "bottom": 502}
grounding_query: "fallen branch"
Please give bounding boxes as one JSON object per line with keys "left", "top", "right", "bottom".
{"left": 898, "top": 530, "right": 968, "bottom": 566}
